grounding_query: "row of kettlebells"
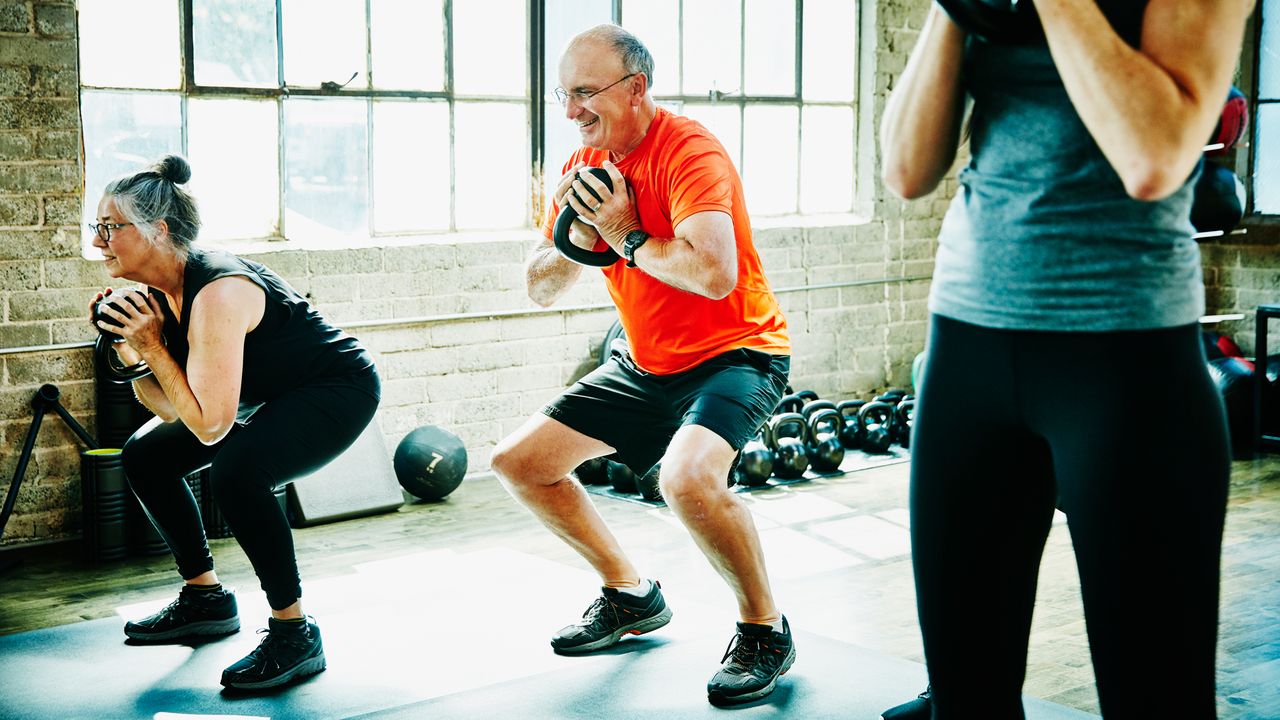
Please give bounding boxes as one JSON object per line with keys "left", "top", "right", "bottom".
{"left": 735, "top": 389, "right": 916, "bottom": 487}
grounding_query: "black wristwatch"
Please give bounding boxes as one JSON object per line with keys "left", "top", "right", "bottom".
{"left": 622, "top": 229, "right": 650, "bottom": 268}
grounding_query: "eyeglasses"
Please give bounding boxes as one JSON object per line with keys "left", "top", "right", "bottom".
{"left": 553, "top": 73, "right": 636, "bottom": 106}
{"left": 88, "top": 222, "right": 134, "bottom": 241}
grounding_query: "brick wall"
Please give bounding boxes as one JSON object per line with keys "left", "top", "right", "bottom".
{"left": 0, "top": 0, "right": 938, "bottom": 547}
{"left": 8, "top": 0, "right": 1270, "bottom": 548}
{"left": 0, "top": 0, "right": 88, "bottom": 543}
{"left": 1197, "top": 7, "right": 1280, "bottom": 357}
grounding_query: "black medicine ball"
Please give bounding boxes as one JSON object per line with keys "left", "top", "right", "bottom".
{"left": 394, "top": 425, "right": 468, "bottom": 501}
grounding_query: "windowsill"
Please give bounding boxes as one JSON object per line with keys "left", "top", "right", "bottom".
{"left": 750, "top": 212, "right": 872, "bottom": 229}
{"left": 168, "top": 212, "right": 875, "bottom": 257}
{"left": 200, "top": 227, "right": 548, "bottom": 255}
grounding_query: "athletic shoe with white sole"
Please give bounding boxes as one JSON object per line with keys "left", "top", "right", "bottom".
{"left": 551, "top": 581, "right": 672, "bottom": 655}
{"left": 706, "top": 615, "right": 796, "bottom": 706}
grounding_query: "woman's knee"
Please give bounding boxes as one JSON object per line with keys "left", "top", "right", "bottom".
{"left": 120, "top": 434, "right": 165, "bottom": 495}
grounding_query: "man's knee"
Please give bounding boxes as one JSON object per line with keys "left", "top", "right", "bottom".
{"left": 658, "top": 461, "right": 731, "bottom": 510}
{"left": 490, "top": 434, "right": 546, "bottom": 490}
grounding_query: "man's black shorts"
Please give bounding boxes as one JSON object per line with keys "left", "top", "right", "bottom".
{"left": 542, "top": 342, "right": 790, "bottom": 475}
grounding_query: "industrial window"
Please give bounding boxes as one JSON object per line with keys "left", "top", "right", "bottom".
{"left": 79, "top": 0, "right": 530, "bottom": 246}
{"left": 1254, "top": 0, "right": 1278, "bottom": 214}
{"left": 543, "top": 0, "right": 860, "bottom": 219}
{"left": 79, "top": 0, "right": 860, "bottom": 250}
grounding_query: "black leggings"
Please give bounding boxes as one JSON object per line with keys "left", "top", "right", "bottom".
{"left": 122, "top": 372, "right": 380, "bottom": 611}
{"left": 911, "top": 315, "right": 1229, "bottom": 719}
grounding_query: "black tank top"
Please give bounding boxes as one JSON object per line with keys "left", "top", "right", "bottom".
{"left": 150, "top": 248, "right": 376, "bottom": 417}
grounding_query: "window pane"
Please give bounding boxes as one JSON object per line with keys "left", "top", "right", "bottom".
{"left": 454, "top": 0, "right": 526, "bottom": 96}
{"left": 78, "top": 0, "right": 179, "bottom": 89}
{"left": 1261, "top": 0, "right": 1280, "bottom": 99}
{"left": 371, "top": 0, "right": 445, "bottom": 91}
{"left": 281, "top": 0, "right": 367, "bottom": 89}
{"left": 744, "top": 0, "right": 795, "bottom": 96}
{"left": 544, "top": 0, "right": 615, "bottom": 194}
{"left": 188, "top": 99, "right": 280, "bottom": 240}
{"left": 374, "top": 101, "right": 451, "bottom": 233}
{"left": 1255, "top": 105, "right": 1280, "bottom": 213}
{"left": 621, "top": 0, "right": 679, "bottom": 95}
{"left": 683, "top": 103, "right": 742, "bottom": 171}
{"left": 683, "top": 0, "right": 741, "bottom": 97}
{"left": 803, "top": 0, "right": 857, "bottom": 102}
{"left": 284, "top": 98, "right": 369, "bottom": 238}
{"left": 800, "top": 106, "right": 854, "bottom": 213}
{"left": 455, "top": 102, "right": 527, "bottom": 230}
{"left": 743, "top": 105, "right": 799, "bottom": 215}
{"left": 193, "top": 0, "right": 278, "bottom": 88}
{"left": 81, "top": 91, "right": 182, "bottom": 252}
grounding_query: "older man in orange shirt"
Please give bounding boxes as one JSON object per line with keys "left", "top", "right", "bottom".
{"left": 490, "top": 23, "right": 794, "bottom": 708}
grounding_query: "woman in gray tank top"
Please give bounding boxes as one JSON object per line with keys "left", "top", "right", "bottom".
{"left": 878, "top": 2, "right": 1254, "bottom": 718}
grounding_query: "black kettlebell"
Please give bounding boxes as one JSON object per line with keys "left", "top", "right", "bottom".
{"left": 574, "top": 456, "right": 611, "bottom": 485}
{"left": 935, "top": 0, "right": 1044, "bottom": 45}
{"left": 552, "top": 167, "right": 621, "bottom": 267}
{"left": 859, "top": 401, "right": 895, "bottom": 454}
{"left": 93, "top": 296, "right": 152, "bottom": 384}
{"left": 837, "top": 399, "right": 866, "bottom": 449}
{"left": 767, "top": 412, "right": 810, "bottom": 480}
{"left": 737, "top": 428, "right": 775, "bottom": 487}
{"left": 775, "top": 393, "right": 806, "bottom": 415}
{"left": 894, "top": 399, "right": 917, "bottom": 449}
{"left": 801, "top": 400, "right": 838, "bottom": 422}
{"left": 795, "top": 389, "right": 820, "bottom": 404}
{"left": 807, "top": 408, "right": 846, "bottom": 474}
{"left": 606, "top": 458, "right": 638, "bottom": 494}
{"left": 637, "top": 461, "right": 663, "bottom": 502}
{"left": 874, "top": 389, "right": 906, "bottom": 406}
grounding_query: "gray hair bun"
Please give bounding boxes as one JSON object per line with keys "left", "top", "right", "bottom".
{"left": 153, "top": 154, "right": 192, "bottom": 185}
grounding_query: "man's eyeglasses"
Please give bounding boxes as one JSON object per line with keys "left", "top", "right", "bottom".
{"left": 88, "top": 222, "right": 133, "bottom": 241}
{"left": 553, "top": 73, "right": 636, "bottom": 106}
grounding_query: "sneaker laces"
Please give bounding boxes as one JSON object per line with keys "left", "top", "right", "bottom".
{"left": 248, "top": 625, "right": 312, "bottom": 658}
{"left": 720, "top": 630, "right": 771, "bottom": 669}
{"left": 581, "top": 595, "right": 621, "bottom": 627}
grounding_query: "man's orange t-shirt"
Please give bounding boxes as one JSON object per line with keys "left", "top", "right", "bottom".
{"left": 543, "top": 107, "right": 790, "bottom": 375}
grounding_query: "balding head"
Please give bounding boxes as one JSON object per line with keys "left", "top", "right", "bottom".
{"left": 565, "top": 24, "right": 654, "bottom": 90}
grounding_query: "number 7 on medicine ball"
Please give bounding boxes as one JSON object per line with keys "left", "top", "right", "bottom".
{"left": 394, "top": 425, "right": 468, "bottom": 501}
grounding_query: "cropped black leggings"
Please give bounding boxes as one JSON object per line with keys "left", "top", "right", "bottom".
{"left": 122, "top": 371, "right": 380, "bottom": 611}
{"left": 911, "top": 315, "right": 1230, "bottom": 719}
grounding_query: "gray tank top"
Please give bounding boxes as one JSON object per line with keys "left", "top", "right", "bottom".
{"left": 930, "top": 16, "right": 1204, "bottom": 332}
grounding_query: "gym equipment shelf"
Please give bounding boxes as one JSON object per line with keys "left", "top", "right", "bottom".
{"left": 1255, "top": 304, "right": 1280, "bottom": 454}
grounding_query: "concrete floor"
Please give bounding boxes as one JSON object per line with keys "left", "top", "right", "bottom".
{"left": 0, "top": 452, "right": 1276, "bottom": 718}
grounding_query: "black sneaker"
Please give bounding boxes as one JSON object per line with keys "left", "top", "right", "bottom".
{"left": 881, "top": 685, "right": 932, "bottom": 719}
{"left": 550, "top": 581, "right": 673, "bottom": 655}
{"left": 123, "top": 584, "right": 240, "bottom": 642}
{"left": 706, "top": 615, "right": 796, "bottom": 706}
{"left": 220, "top": 616, "right": 327, "bottom": 691}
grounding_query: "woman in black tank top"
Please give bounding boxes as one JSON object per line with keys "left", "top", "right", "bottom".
{"left": 88, "top": 155, "right": 380, "bottom": 692}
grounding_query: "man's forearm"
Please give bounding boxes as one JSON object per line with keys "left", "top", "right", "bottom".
{"left": 527, "top": 245, "right": 585, "bottom": 306}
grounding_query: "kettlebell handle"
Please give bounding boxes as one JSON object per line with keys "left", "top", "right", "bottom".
{"left": 767, "top": 412, "right": 810, "bottom": 447}
{"left": 552, "top": 167, "right": 621, "bottom": 267}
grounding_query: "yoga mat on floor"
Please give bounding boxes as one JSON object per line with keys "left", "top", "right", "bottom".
{"left": 0, "top": 547, "right": 1095, "bottom": 720}
{"left": 0, "top": 613, "right": 1093, "bottom": 720}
